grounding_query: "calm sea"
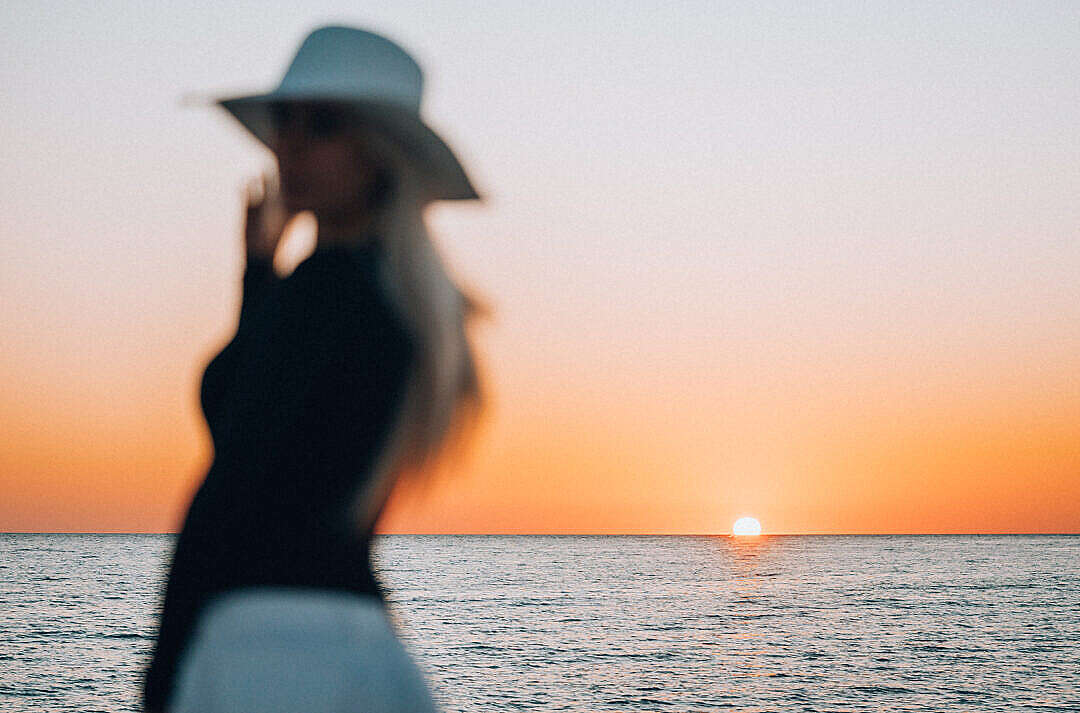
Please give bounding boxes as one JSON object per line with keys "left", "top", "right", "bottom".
{"left": 1, "top": 534, "right": 1077, "bottom": 712}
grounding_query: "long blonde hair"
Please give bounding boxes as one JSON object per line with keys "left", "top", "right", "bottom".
{"left": 342, "top": 122, "right": 492, "bottom": 533}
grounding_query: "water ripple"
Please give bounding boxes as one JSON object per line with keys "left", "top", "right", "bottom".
{"left": 1, "top": 534, "right": 1078, "bottom": 712}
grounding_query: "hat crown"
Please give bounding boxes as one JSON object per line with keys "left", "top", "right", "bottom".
{"left": 210, "top": 24, "right": 481, "bottom": 201}
{"left": 276, "top": 26, "right": 423, "bottom": 112}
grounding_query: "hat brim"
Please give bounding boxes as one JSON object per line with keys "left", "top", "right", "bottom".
{"left": 210, "top": 91, "right": 482, "bottom": 202}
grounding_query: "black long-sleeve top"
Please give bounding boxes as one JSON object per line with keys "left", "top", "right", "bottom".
{"left": 141, "top": 239, "right": 416, "bottom": 713}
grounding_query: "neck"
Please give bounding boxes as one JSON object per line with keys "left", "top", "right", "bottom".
{"left": 314, "top": 206, "right": 379, "bottom": 250}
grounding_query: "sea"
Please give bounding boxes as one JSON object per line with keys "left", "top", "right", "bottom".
{"left": 1, "top": 534, "right": 1077, "bottom": 712}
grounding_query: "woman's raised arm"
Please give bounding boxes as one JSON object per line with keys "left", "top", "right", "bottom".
{"left": 237, "top": 170, "right": 293, "bottom": 329}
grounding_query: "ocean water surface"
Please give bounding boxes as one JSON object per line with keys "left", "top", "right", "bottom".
{"left": 0, "top": 534, "right": 1077, "bottom": 712}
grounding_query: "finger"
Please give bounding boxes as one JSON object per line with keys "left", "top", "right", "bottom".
{"left": 262, "top": 169, "right": 280, "bottom": 200}
{"left": 263, "top": 173, "right": 282, "bottom": 207}
{"left": 264, "top": 168, "right": 280, "bottom": 192}
{"left": 265, "top": 199, "right": 288, "bottom": 234}
{"left": 244, "top": 176, "right": 264, "bottom": 208}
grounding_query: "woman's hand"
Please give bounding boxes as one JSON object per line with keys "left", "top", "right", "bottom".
{"left": 242, "top": 169, "right": 293, "bottom": 261}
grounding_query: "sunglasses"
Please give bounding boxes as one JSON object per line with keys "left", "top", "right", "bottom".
{"left": 267, "top": 102, "right": 351, "bottom": 140}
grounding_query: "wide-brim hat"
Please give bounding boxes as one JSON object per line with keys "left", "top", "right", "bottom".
{"left": 184, "top": 25, "right": 482, "bottom": 202}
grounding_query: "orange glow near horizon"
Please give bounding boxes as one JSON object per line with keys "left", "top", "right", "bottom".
{"left": 3, "top": 321, "right": 1078, "bottom": 534}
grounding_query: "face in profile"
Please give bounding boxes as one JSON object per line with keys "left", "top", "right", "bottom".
{"left": 267, "top": 101, "right": 387, "bottom": 215}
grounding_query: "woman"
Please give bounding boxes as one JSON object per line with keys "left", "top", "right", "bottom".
{"left": 142, "top": 25, "right": 490, "bottom": 713}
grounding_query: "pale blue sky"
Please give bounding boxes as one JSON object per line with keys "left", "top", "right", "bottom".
{"left": 2, "top": 1, "right": 1078, "bottom": 474}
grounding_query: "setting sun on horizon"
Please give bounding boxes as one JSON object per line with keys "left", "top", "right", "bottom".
{"left": 732, "top": 517, "right": 763, "bottom": 537}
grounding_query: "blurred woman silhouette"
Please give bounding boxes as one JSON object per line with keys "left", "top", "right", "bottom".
{"left": 142, "top": 25, "right": 489, "bottom": 713}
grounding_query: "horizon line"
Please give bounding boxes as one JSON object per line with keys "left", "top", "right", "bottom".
{"left": 3, "top": 531, "right": 1078, "bottom": 536}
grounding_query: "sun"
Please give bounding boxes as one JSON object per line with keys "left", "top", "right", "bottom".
{"left": 732, "top": 516, "right": 762, "bottom": 536}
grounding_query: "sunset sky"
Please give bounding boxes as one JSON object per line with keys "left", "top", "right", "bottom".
{"left": 2, "top": 1, "right": 1078, "bottom": 534}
